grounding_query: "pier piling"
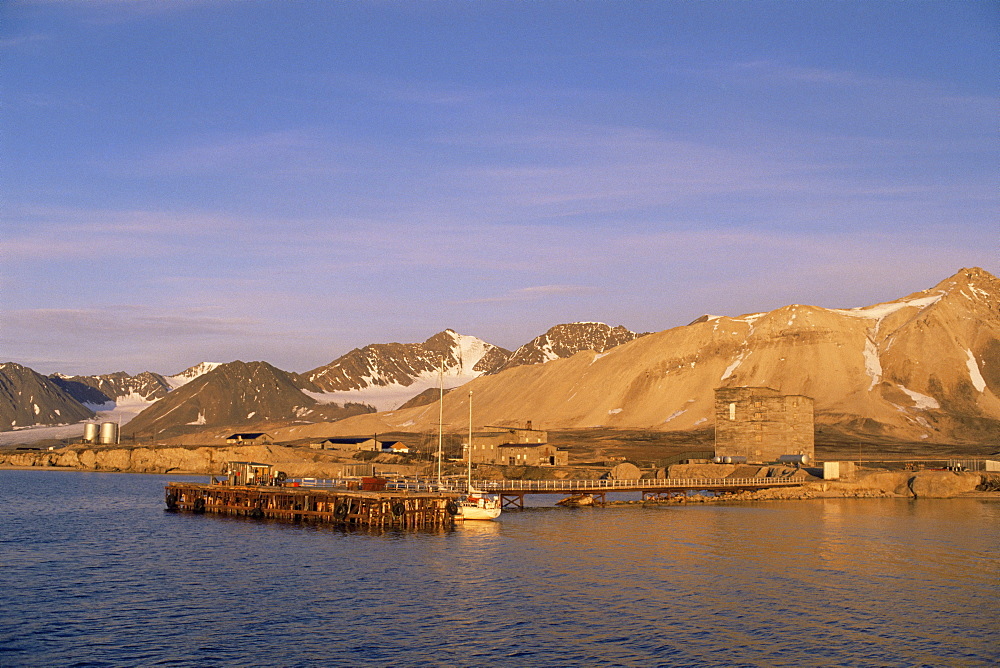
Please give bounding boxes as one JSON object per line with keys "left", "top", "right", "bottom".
{"left": 165, "top": 482, "right": 458, "bottom": 529}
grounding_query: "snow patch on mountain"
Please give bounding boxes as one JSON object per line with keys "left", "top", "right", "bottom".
{"left": 863, "top": 339, "right": 882, "bottom": 390}
{"left": 897, "top": 385, "right": 939, "bottom": 410}
{"left": 305, "top": 359, "right": 482, "bottom": 411}
{"left": 167, "top": 362, "right": 222, "bottom": 389}
{"left": 663, "top": 409, "right": 686, "bottom": 423}
{"left": 833, "top": 294, "right": 943, "bottom": 321}
{"left": 721, "top": 351, "right": 747, "bottom": 381}
{"left": 966, "top": 349, "right": 986, "bottom": 392}
{"left": 968, "top": 285, "right": 990, "bottom": 300}
{"left": 448, "top": 331, "right": 493, "bottom": 374}
{"left": 100, "top": 393, "right": 159, "bottom": 424}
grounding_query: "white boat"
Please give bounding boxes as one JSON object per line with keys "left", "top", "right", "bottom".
{"left": 455, "top": 390, "right": 501, "bottom": 521}
{"left": 457, "top": 486, "right": 502, "bottom": 521}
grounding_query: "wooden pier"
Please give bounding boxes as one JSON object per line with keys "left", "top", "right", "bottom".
{"left": 383, "top": 476, "right": 807, "bottom": 509}
{"left": 165, "top": 482, "right": 460, "bottom": 529}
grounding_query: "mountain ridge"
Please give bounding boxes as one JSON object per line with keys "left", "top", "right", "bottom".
{"left": 2, "top": 268, "right": 997, "bottom": 448}
{"left": 278, "top": 267, "right": 999, "bottom": 445}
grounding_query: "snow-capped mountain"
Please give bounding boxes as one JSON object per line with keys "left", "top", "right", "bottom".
{"left": 301, "top": 329, "right": 512, "bottom": 411}
{"left": 43, "top": 364, "right": 222, "bottom": 427}
{"left": 301, "top": 268, "right": 1000, "bottom": 446}
{"left": 4, "top": 268, "right": 997, "bottom": 448}
{"left": 495, "top": 322, "right": 646, "bottom": 372}
{"left": 0, "top": 324, "right": 642, "bottom": 435}
{"left": 48, "top": 371, "right": 173, "bottom": 427}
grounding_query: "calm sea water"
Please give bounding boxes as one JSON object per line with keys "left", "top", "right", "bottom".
{"left": 1, "top": 470, "right": 997, "bottom": 668}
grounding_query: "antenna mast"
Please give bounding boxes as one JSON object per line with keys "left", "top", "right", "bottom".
{"left": 436, "top": 357, "right": 444, "bottom": 485}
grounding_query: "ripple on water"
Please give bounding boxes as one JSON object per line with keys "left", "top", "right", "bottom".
{"left": 1, "top": 472, "right": 998, "bottom": 667}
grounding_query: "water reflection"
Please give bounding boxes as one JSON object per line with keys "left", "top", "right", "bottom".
{"left": 453, "top": 519, "right": 502, "bottom": 537}
{"left": 0, "top": 471, "right": 997, "bottom": 667}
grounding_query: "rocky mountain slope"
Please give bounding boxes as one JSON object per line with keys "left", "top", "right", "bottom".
{"left": 300, "top": 324, "right": 644, "bottom": 411}
{"left": 123, "top": 360, "right": 373, "bottom": 439}
{"left": 0, "top": 324, "right": 641, "bottom": 436}
{"left": 4, "top": 269, "right": 997, "bottom": 447}
{"left": 289, "top": 268, "right": 1000, "bottom": 446}
{"left": 51, "top": 362, "right": 222, "bottom": 407}
{"left": 301, "top": 329, "right": 510, "bottom": 409}
{"left": 1, "top": 362, "right": 95, "bottom": 430}
{"left": 50, "top": 371, "right": 172, "bottom": 406}
{"left": 496, "top": 322, "right": 646, "bottom": 371}
{"left": 125, "top": 361, "right": 367, "bottom": 436}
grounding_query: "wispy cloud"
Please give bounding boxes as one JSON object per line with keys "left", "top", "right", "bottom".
{"left": 1, "top": 205, "right": 254, "bottom": 260}
{"left": 1, "top": 306, "right": 256, "bottom": 338}
{"left": 128, "top": 130, "right": 341, "bottom": 177}
{"left": 458, "top": 285, "right": 596, "bottom": 305}
{"left": 0, "top": 32, "right": 51, "bottom": 48}
{"left": 731, "top": 60, "right": 877, "bottom": 87}
{"left": 18, "top": 0, "right": 221, "bottom": 25}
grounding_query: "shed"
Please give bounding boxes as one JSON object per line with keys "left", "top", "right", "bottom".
{"left": 316, "top": 437, "right": 379, "bottom": 451}
{"left": 226, "top": 432, "right": 273, "bottom": 446}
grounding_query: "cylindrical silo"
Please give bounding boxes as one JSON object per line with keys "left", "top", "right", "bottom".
{"left": 99, "top": 421, "right": 119, "bottom": 445}
{"left": 83, "top": 423, "right": 100, "bottom": 443}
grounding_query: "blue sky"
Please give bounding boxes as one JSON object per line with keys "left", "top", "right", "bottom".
{"left": 2, "top": 0, "right": 997, "bottom": 376}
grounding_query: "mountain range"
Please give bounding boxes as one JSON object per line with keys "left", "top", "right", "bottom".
{"left": 267, "top": 267, "right": 1000, "bottom": 447}
{"left": 2, "top": 268, "right": 997, "bottom": 447}
{"left": 1, "top": 322, "right": 644, "bottom": 438}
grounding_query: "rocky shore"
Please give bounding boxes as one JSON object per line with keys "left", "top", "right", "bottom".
{"left": 3, "top": 445, "right": 997, "bottom": 502}
{"left": 0, "top": 443, "right": 420, "bottom": 479}
{"left": 622, "top": 469, "right": 998, "bottom": 504}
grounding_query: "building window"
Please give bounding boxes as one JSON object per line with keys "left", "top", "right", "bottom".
{"left": 729, "top": 403, "right": 736, "bottom": 420}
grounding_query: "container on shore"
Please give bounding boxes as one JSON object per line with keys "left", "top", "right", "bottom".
{"left": 83, "top": 423, "right": 100, "bottom": 443}
{"left": 99, "top": 422, "right": 119, "bottom": 445}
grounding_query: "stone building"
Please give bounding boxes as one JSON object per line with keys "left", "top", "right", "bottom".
{"left": 312, "top": 437, "right": 378, "bottom": 451}
{"left": 465, "top": 423, "right": 568, "bottom": 466}
{"left": 714, "top": 387, "right": 814, "bottom": 463}
{"left": 311, "top": 437, "right": 408, "bottom": 452}
{"left": 494, "top": 443, "right": 568, "bottom": 467}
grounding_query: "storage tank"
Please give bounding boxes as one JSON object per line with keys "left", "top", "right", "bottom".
{"left": 99, "top": 421, "right": 119, "bottom": 445}
{"left": 83, "top": 423, "right": 100, "bottom": 443}
{"left": 722, "top": 455, "right": 747, "bottom": 464}
{"left": 778, "top": 454, "right": 809, "bottom": 465}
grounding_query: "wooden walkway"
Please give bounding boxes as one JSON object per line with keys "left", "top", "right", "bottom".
{"left": 290, "top": 476, "right": 807, "bottom": 510}
{"left": 469, "top": 477, "right": 806, "bottom": 509}
{"left": 165, "top": 482, "right": 459, "bottom": 529}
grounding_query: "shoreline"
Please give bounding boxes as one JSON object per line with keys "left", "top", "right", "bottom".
{"left": 3, "top": 463, "right": 997, "bottom": 504}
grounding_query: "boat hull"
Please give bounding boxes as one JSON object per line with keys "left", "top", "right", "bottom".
{"left": 457, "top": 504, "right": 501, "bottom": 521}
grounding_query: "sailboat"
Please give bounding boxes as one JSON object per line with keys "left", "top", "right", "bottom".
{"left": 456, "top": 390, "right": 501, "bottom": 521}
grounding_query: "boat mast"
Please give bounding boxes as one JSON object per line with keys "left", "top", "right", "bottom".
{"left": 467, "top": 390, "right": 473, "bottom": 492}
{"left": 437, "top": 357, "right": 444, "bottom": 486}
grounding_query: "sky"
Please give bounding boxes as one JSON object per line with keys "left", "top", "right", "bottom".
{"left": 2, "top": 0, "right": 997, "bottom": 377}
